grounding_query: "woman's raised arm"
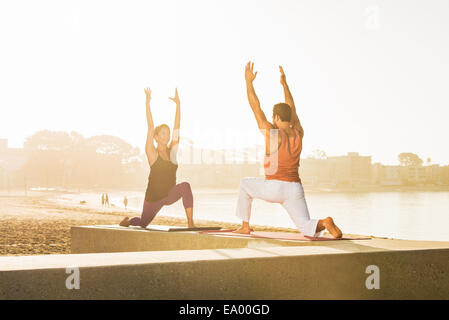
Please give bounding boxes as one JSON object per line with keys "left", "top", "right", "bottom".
{"left": 169, "top": 88, "right": 180, "bottom": 148}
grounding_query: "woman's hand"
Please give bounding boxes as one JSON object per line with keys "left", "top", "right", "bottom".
{"left": 144, "top": 87, "right": 152, "bottom": 105}
{"left": 169, "top": 88, "right": 180, "bottom": 105}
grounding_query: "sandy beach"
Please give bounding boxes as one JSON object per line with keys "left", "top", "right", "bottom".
{"left": 0, "top": 189, "right": 316, "bottom": 256}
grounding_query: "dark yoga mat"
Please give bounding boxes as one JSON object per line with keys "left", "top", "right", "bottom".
{"left": 144, "top": 225, "right": 222, "bottom": 232}
{"left": 101, "top": 224, "right": 222, "bottom": 232}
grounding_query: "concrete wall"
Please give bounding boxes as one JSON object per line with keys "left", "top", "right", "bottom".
{"left": 1, "top": 245, "right": 448, "bottom": 299}
{"left": 2, "top": 225, "right": 448, "bottom": 299}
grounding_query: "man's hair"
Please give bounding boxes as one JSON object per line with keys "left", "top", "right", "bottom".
{"left": 154, "top": 124, "right": 170, "bottom": 137}
{"left": 273, "top": 103, "right": 292, "bottom": 122}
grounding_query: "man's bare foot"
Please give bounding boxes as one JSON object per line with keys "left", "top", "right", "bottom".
{"left": 323, "top": 217, "right": 342, "bottom": 238}
{"left": 119, "top": 217, "right": 130, "bottom": 227}
{"left": 232, "top": 225, "right": 255, "bottom": 234}
{"left": 233, "top": 226, "right": 251, "bottom": 234}
{"left": 188, "top": 222, "right": 196, "bottom": 228}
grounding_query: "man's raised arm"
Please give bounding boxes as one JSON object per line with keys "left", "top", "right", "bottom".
{"left": 279, "top": 66, "right": 304, "bottom": 137}
{"left": 245, "top": 61, "right": 273, "bottom": 132}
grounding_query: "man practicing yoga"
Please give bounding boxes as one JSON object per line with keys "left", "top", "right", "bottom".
{"left": 233, "top": 62, "right": 342, "bottom": 238}
{"left": 120, "top": 87, "right": 195, "bottom": 228}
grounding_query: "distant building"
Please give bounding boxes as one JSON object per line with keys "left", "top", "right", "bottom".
{"left": 441, "top": 166, "right": 449, "bottom": 185}
{"left": 0, "top": 139, "right": 27, "bottom": 188}
{"left": 424, "top": 164, "right": 446, "bottom": 185}
{"left": 371, "top": 163, "right": 402, "bottom": 185}
{"left": 372, "top": 163, "right": 449, "bottom": 186}
{"left": 300, "top": 158, "right": 333, "bottom": 186}
{"left": 0, "top": 139, "right": 7, "bottom": 151}
{"left": 401, "top": 166, "right": 426, "bottom": 185}
{"left": 327, "top": 152, "right": 372, "bottom": 186}
{"left": 300, "top": 152, "right": 372, "bottom": 187}
{"left": 175, "top": 145, "right": 263, "bottom": 188}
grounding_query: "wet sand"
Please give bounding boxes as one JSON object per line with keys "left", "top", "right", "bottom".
{"left": 1, "top": 190, "right": 325, "bottom": 256}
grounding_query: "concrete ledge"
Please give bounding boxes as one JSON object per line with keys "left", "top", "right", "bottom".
{"left": 1, "top": 243, "right": 449, "bottom": 299}
{"left": 70, "top": 225, "right": 318, "bottom": 253}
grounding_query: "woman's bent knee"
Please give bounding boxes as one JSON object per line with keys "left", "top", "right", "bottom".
{"left": 179, "top": 182, "right": 192, "bottom": 193}
{"left": 178, "top": 182, "right": 193, "bottom": 207}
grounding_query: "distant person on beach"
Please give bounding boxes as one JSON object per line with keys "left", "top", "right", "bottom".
{"left": 123, "top": 196, "right": 128, "bottom": 210}
{"left": 233, "top": 62, "right": 342, "bottom": 238}
{"left": 120, "top": 87, "right": 195, "bottom": 228}
{"left": 101, "top": 193, "right": 105, "bottom": 207}
{"left": 105, "top": 193, "right": 110, "bottom": 208}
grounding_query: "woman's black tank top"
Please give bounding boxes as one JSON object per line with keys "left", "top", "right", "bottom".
{"left": 144, "top": 153, "right": 178, "bottom": 203}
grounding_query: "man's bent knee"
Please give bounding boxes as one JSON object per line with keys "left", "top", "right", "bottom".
{"left": 239, "top": 177, "right": 254, "bottom": 190}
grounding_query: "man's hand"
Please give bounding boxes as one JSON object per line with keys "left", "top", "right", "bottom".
{"left": 144, "top": 87, "right": 152, "bottom": 104}
{"left": 279, "top": 66, "right": 287, "bottom": 86}
{"left": 245, "top": 61, "right": 258, "bottom": 83}
{"left": 169, "top": 88, "right": 180, "bottom": 105}
{"left": 245, "top": 61, "right": 273, "bottom": 132}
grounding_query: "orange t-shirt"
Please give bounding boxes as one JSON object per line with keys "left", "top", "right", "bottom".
{"left": 264, "top": 128, "right": 302, "bottom": 183}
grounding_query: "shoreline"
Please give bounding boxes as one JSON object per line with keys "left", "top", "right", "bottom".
{"left": 4, "top": 183, "right": 449, "bottom": 196}
{"left": 303, "top": 184, "right": 449, "bottom": 193}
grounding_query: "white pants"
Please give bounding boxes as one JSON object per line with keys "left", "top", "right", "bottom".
{"left": 236, "top": 177, "right": 324, "bottom": 237}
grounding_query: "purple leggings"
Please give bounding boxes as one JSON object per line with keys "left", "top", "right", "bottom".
{"left": 129, "top": 182, "right": 193, "bottom": 228}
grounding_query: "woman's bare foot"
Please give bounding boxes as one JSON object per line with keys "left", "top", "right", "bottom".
{"left": 322, "top": 217, "right": 342, "bottom": 238}
{"left": 185, "top": 208, "right": 195, "bottom": 228}
{"left": 187, "top": 221, "right": 196, "bottom": 228}
{"left": 119, "top": 217, "right": 130, "bottom": 227}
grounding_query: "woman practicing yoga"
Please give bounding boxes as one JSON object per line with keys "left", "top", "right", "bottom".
{"left": 120, "top": 87, "right": 195, "bottom": 228}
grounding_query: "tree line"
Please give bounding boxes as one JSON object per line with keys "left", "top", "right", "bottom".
{"left": 16, "top": 130, "right": 147, "bottom": 190}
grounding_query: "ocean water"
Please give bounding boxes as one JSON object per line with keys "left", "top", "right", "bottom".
{"left": 110, "top": 189, "right": 449, "bottom": 242}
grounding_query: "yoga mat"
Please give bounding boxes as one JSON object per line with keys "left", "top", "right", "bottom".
{"left": 99, "top": 224, "right": 222, "bottom": 232}
{"left": 199, "top": 229, "right": 371, "bottom": 241}
{"left": 144, "top": 225, "right": 222, "bottom": 232}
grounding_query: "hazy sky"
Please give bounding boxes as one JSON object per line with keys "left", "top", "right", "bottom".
{"left": 1, "top": 0, "right": 448, "bottom": 165}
